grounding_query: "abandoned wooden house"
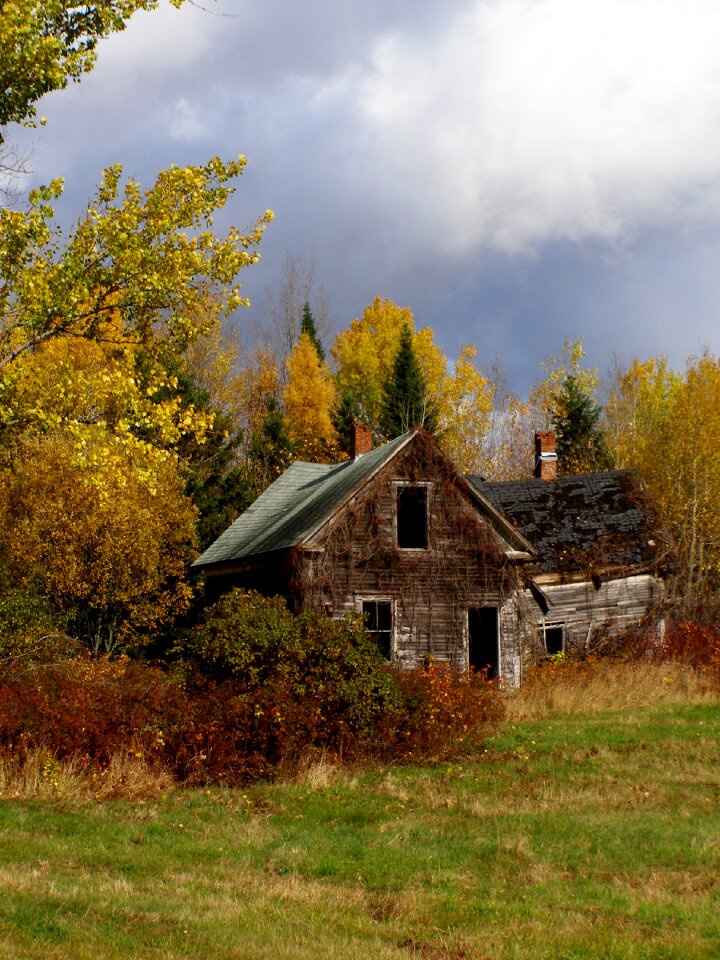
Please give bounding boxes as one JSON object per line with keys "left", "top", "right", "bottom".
{"left": 193, "top": 426, "right": 669, "bottom": 685}
{"left": 468, "top": 432, "right": 670, "bottom": 663}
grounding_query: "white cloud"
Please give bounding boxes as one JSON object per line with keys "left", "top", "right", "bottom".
{"left": 163, "top": 97, "right": 210, "bottom": 141}
{"left": 351, "top": 0, "right": 720, "bottom": 253}
{"left": 98, "top": 1, "right": 214, "bottom": 77}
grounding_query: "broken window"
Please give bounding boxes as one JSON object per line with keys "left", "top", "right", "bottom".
{"left": 396, "top": 484, "right": 428, "bottom": 549}
{"left": 362, "top": 600, "right": 393, "bottom": 660}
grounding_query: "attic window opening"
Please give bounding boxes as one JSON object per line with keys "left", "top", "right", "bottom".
{"left": 362, "top": 599, "right": 393, "bottom": 660}
{"left": 396, "top": 483, "right": 429, "bottom": 549}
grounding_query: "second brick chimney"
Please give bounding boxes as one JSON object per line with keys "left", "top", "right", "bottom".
{"left": 351, "top": 420, "right": 373, "bottom": 459}
{"left": 534, "top": 431, "right": 558, "bottom": 481}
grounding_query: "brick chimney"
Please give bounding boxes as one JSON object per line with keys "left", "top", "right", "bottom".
{"left": 351, "top": 419, "right": 373, "bottom": 459}
{"left": 534, "top": 431, "right": 558, "bottom": 480}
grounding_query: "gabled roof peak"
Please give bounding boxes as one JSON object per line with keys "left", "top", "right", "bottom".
{"left": 193, "top": 432, "right": 414, "bottom": 570}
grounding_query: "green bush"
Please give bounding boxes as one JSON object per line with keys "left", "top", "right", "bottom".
{"left": 178, "top": 590, "right": 403, "bottom": 760}
{"left": 180, "top": 590, "right": 296, "bottom": 687}
{"left": 0, "top": 576, "right": 76, "bottom": 676}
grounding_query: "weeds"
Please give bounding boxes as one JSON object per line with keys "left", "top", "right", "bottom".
{"left": 0, "top": 748, "right": 173, "bottom": 801}
{"left": 507, "top": 657, "right": 714, "bottom": 721}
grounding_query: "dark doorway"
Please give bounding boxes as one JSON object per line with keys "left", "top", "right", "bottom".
{"left": 468, "top": 607, "right": 499, "bottom": 679}
{"left": 544, "top": 625, "right": 564, "bottom": 655}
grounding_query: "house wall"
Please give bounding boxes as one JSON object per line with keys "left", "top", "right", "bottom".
{"left": 294, "top": 435, "right": 520, "bottom": 683}
{"left": 511, "top": 573, "right": 665, "bottom": 660}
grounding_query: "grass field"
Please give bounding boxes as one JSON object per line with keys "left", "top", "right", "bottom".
{"left": 0, "top": 664, "right": 719, "bottom": 959}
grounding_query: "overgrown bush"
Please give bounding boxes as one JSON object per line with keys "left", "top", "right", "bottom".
{"left": 0, "top": 575, "right": 80, "bottom": 688}
{"left": 660, "top": 620, "right": 720, "bottom": 682}
{"left": 0, "top": 590, "right": 505, "bottom": 786}
{"left": 173, "top": 590, "right": 405, "bottom": 778}
{"left": 0, "top": 656, "right": 186, "bottom": 764}
{"left": 382, "top": 660, "right": 504, "bottom": 760}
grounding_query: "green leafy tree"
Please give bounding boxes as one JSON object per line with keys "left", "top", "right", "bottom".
{"left": 380, "top": 322, "right": 437, "bottom": 437}
{"left": 333, "top": 388, "right": 367, "bottom": 456}
{"left": 553, "top": 374, "right": 613, "bottom": 474}
{"left": 156, "top": 362, "right": 255, "bottom": 551}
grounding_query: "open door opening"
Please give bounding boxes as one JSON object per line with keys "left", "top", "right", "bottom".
{"left": 468, "top": 607, "right": 499, "bottom": 679}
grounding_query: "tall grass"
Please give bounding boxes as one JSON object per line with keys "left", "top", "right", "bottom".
{"left": 506, "top": 656, "right": 715, "bottom": 721}
{"left": 1, "top": 699, "right": 718, "bottom": 960}
{"left": 0, "top": 748, "right": 174, "bottom": 801}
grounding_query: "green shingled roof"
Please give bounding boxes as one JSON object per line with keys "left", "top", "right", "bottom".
{"left": 192, "top": 432, "right": 413, "bottom": 570}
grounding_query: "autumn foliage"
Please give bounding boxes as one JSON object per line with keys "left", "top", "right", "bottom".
{"left": 0, "top": 591, "right": 504, "bottom": 784}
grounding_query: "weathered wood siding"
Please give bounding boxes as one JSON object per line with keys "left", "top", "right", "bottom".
{"left": 507, "top": 573, "right": 665, "bottom": 661}
{"left": 294, "top": 436, "right": 518, "bottom": 676}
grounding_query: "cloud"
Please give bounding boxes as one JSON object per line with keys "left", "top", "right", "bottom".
{"left": 10, "top": 0, "right": 720, "bottom": 391}
{"left": 163, "top": 98, "right": 211, "bottom": 142}
{"left": 350, "top": 0, "right": 720, "bottom": 253}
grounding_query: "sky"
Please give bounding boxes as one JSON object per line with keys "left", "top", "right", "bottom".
{"left": 12, "top": 0, "right": 720, "bottom": 393}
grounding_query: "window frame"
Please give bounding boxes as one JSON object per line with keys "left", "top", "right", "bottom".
{"left": 358, "top": 596, "right": 395, "bottom": 661}
{"left": 393, "top": 480, "right": 431, "bottom": 551}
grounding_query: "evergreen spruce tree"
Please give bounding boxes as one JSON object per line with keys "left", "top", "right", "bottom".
{"left": 141, "top": 356, "right": 255, "bottom": 551}
{"left": 299, "top": 301, "right": 325, "bottom": 361}
{"left": 553, "top": 374, "right": 613, "bottom": 474}
{"left": 380, "top": 323, "right": 437, "bottom": 437}
{"left": 248, "top": 396, "right": 296, "bottom": 491}
{"left": 333, "top": 388, "right": 368, "bottom": 456}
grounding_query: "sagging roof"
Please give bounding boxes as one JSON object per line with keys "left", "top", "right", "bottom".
{"left": 193, "top": 432, "right": 412, "bottom": 571}
{"left": 469, "top": 470, "right": 663, "bottom": 574}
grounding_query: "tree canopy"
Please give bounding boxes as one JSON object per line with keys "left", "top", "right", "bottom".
{"left": 0, "top": 0, "right": 182, "bottom": 135}
{"left": 283, "top": 330, "right": 339, "bottom": 460}
{"left": 0, "top": 160, "right": 272, "bottom": 443}
{"left": 553, "top": 374, "right": 613, "bottom": 474}
{"left": 380, "top": 322, "right": 437, "bottom": 437}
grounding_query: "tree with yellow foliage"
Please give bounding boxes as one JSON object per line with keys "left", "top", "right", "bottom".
{"left": 0, "top": 429, "right": 197, "bottom": 653}
{"left": 0, "top": 159, "right": 271, "bottom": 421}
{"left": 332, "top": 297, "right": 493, "bottom": 470}
{"left": 605, "top": 353, "right": 720, "bottom": 614}
{"left": 603, "top": 356, "right": 678, "bottom": 470}
{"left": 1, "top": 0, "right": 182, "bottom": 136}
{"left": 658, "top": 355, "right": 720, "bottom": 608}
{"left": 435, "top": 346, "right": 494, "bottom": 474}
{"left": 332, "top": 297, "right": 444, "bottom": 430}
{"left": 283, "top": 331, "right": 339, "bottom": 461}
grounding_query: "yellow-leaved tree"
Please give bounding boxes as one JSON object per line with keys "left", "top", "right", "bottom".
{"left": 332, "top": 297, "right": 443, "bottom": 430}
{"left": 603, "top": 356, "right": 678, "bottom": 470}
{"left": 332, "top": 297, "right": 493, "bottom": 470}
{"left": 0, "top": 159, "right": 272, "bottom": 650}
{"left": 0, "top": 428, "right": 197, "bottom": 653}
{"left": 0, "top": 1, "right": 182, "bottom": 134}
{"left": 658, "top": 355, "right": 720, "bottom": 607}
{"left": 435, "top": 345, "right": 494, "bottom": 474}
{"left": 605, "top": 353, "right": 720, "bottom": 614}
{"left": 283, "top": 331, "right": 339, "bottom": 461}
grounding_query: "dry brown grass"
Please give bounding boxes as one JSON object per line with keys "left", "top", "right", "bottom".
{"left": 0, "top": 748, "right": 175, "bottom": 801}
{"left": 283, "top": 751, "right": 354, "bottom": 790}
{"left": 506, "top": 657, "right": 716, "bottom": 721}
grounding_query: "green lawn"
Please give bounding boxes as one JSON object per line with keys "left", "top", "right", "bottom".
{"left": 1, "top": 702, "right": 719, "bottom": 959}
